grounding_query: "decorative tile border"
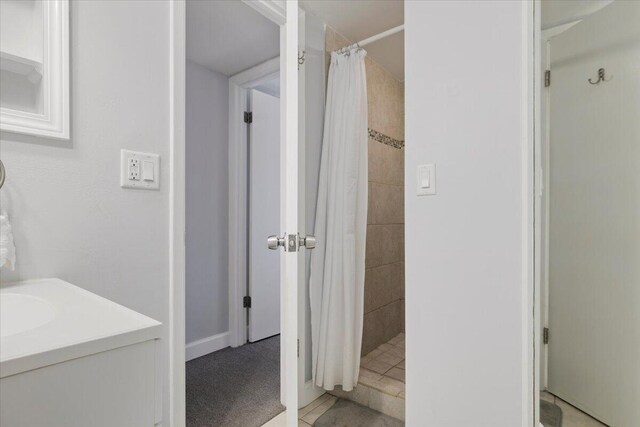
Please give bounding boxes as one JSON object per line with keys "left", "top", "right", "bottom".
{"left": 368, "top": 128, "right": 404, "bottom": 149}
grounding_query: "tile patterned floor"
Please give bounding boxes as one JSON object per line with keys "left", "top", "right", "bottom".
{"left": 298, "top": 394, "right": 337, "bottom": 426}
{"left": 260, "top": 394, "right": 336, "bottom": 427}
{"left": 262, "top": 333, "right": 406, "bottom": 427}
{"left": 541, "top": 391, "right": 607, "bottom": 427}
{"left": 265, "top": 363, "right": 608, "bottom": 427}
{"left": 359, "top": 333, "right": 406, "bottom": 398}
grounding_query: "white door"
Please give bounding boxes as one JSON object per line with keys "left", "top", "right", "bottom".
{"left": 547, "top": 2, "right": 640, "bottom": 425}
{"left": 249, "top": 89, "right": 281, "bottom": 342}
{"left": 281, "top": 2, "right": 300, "bottom": 423}
{"left": 296, "top": 9, "right": 325, "bottom": 407}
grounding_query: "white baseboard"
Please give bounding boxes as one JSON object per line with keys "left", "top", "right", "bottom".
{"left": 185, "top": 331, "right": 230, "bottom": 362}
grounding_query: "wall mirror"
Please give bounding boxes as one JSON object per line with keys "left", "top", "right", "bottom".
{"left": 0, "top": 0, "right": 69, "bottom": 139}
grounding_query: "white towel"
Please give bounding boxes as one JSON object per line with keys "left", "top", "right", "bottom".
{"left": 0, "top": 210, "right": 16, "bottom": 270}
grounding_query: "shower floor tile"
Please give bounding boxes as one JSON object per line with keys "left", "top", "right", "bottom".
{"left": 267, "top": 334, "right": 408, "bottom": 426}
{"left": 359, "top": 333, "right": 405, "bottom": 398}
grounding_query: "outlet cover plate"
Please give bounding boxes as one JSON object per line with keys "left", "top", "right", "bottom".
{"left": 120, "top": 149, "right": 160, "bottom": 190}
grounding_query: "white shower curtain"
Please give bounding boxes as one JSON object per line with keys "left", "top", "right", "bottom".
{"left": 310, "top": 48, "right": 368, "bottom": 391}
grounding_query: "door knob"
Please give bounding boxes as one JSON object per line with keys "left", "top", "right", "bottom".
{"left": 300, "top": 235, "right": 316, "bottom": 249}
{"left": 267, "top": 235, "right": 285, "bottom": 250}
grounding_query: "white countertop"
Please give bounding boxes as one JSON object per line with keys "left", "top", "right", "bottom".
{"left": 0, "top": 278, "right": 161, "bottom": 378}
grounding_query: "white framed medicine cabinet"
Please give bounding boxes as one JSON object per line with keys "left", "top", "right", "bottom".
{"left": 0, "top": 0, "right": 69, "bottom": 139}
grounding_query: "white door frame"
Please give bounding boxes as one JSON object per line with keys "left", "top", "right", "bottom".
{"left": 537, "top": 20, "right": 581, "bottom": 394}
{"left": 169, "top": 1, "right": 186, "bottom": 424}
{"left": 228, "top": 57, "right": 280, "bottom": 348}
{"left": 540, "top": 34, "right": 552, "bottom": 394}
{"left": 169, "top": 1, "right": 294, "bottom": 425}
{"left": 516, "top": 1, "right": 541, "bottom": 426}
{"left": 532, "top": 0, "right": 543, "bottom": 426}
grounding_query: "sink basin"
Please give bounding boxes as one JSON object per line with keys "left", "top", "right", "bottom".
{"left": 1, "top": 278, "right": 161, "bottom": 379}
{"left": 0, "top": 279, "right": 162, "bottom": 426}
{"left": 0, "top": 293, "right": 56, "bottom": 338}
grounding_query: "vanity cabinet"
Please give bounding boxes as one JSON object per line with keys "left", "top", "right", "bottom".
{"left": 1, "top": 341, "right": 158, "bottom": 427}
{"left": 0, "top": 279, "right": 162, "bottom": 426}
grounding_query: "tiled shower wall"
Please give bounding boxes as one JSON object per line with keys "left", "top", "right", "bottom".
{"left": 326, "top": 28, "right": 405, "bottom": 355}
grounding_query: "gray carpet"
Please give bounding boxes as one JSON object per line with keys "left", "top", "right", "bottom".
{"left": 313, "top": 399, "right": 404, "bottom": 427}
{"left": 186, "top": 335, "right": 284, "bottom": 427}
{"left": 541, "top": 400, "right": 563, "bottom": 427}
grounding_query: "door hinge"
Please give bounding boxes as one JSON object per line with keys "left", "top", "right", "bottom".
{"left": 297, "top": 339, "right": 300, "bottom": 358}
{"left": 244, "top": 111, "right": 253, "bottom": 124}
{"left": 544, "top": 70, "right": 551, "bottom": 87}
{"left": 243, "top": 296, "right": 252, "bottom": 308}
{"left": 543, "top": 327, "right": 549, "bottom": 344}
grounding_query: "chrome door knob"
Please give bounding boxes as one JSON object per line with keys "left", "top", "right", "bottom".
{"left": 300, "top": 235, "right": 316, "bottom": 249}
{"left": 267, "top": 235, "right": 285, "bottom": 250}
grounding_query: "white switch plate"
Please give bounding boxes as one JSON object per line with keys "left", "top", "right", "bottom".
{"left": 121, "top": 149, "right": 160, "bottom": 190}
{"left": 417, "top": 164, "right": 436, "bottom": 196}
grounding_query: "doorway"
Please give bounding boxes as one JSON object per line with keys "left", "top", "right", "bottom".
{"left": 183, "top": 1, "right": 285, "bottom": 426}
{"left": 248, "top": 86, "right": 281, "bottom": 343}
{"left": 537, "top": 1, "right": 640, "bottom": 426}
{"left": 175, "top": 1, "right": 415, "bottom": 426}
{"left": 291, "top": 2, "right": 407, "bottom": 425}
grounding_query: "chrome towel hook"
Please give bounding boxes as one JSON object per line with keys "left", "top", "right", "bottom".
{"left": 0, "top": 160, "right": 5, "bottom": 189}
{"left": 588, "top": 68, "right": 609, "bottom": 85}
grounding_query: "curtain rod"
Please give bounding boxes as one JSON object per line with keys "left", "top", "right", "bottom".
{"left": 359, "top": 24, "right": 404, "bottom": 47}
{"left": 334, "top": 24, "right": 404, "bottom": 54}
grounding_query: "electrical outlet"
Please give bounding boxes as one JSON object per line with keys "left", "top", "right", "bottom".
{"left": 128, "top": 158, "right": 140, "bottom": 181}
{"left": 121, "top": 149, "right": 160, "bottom": 190}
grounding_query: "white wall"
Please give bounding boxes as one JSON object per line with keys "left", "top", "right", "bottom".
{"left": 185, "top": 61, "right": 229, "bottom": 348}
{"left": 405, "top": 2, "right": 530, "bottom": 426}
{"left": 0, "top": 0, "right": 171, "bottom": 422}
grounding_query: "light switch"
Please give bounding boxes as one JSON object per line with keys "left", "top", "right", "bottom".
{"left": 142, "top": 160, "right": 154, "bottom": 181}
{"left": 417, "top": 164, "right": 436, "bottom": 196}
{"left": 121, "top": 149, "right": 160, "bottom": 190}
{"left": 420, "top": 172, "right": 430, "bottom": 189}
